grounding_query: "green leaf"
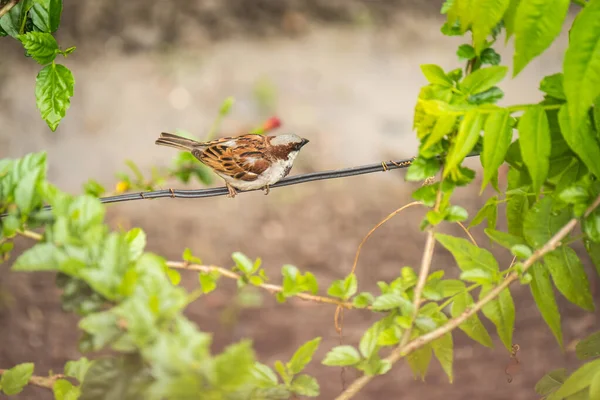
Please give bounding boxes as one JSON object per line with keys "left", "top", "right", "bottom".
{"left": 352, "top": 292, "right": 374, "bottom": 308}
{"left": 213, "top": 340, "right": 255, "bottom": 389}
{"left": 481, "top": 48, "right": 502, "bottom": 66}
{"left": 447, "top": 0, "right": 476, "bottom": 32}
{"left": 444, "top": 110, "right": 484, "bottom": 176}
{"left": 78, "top": 311, "right": 120, "bottom": 351}
{"left": 540, "top": 73, "right": 566, "bottom": 100}
{"left": 485, "top": 228, "right": 527, "bottom": 249}
{"left": 0, "top": 362, "right": 34, "bottom": 395}
{"left": 431, "top": 332, "right": 454, "bottom": 383}
{"left": 182, "top": 247, "right": 202, "bottom": 264}
{"left": 423, "top": 114, "right": 457, "bottom": 150}
{"left": 359, "top": 323, "right": 382, "bottom": 358}
{"left": 252, "top": 363, "right": 279, "bottom": 387}
{"left": 290, "top": 374, "right": 319, "bottom": 397}
{"left": 451, "top": 292, "right": 493, "bottom": 347}
{"left": 530, "top": 262, "right": 563, "bottom": 347}
{"left": 30, "top": 0, "right": 62, "bottom": 33}
{"left": 535, "top": 368, "right": 567, "bottom": 396}
{"left": 563, "top": 0, "right": 600, "bottom": 133}
{"left": 372, "top": 293, "right": 410, "bottom": 311}
{"left": 65, "top": 357, "right": 91, "bottom": 382}
{"left": 405, "top": 156, "right": 441, "bottom": 181}
{"left": 406, "top": 342, "right": 432, "bottom": 381}
{"left": 322, "top": 345, "right": 361, "bottom": 366}
{"left": 558, "top": 105, "right": 600, "bottom": 179}
{"left": 14, "top": 166, "right": 44, "bottom": 214}
{"left": 12, "top": 242, "right": 61, "bottom": 271}
{"left": 80, "top": 233, "right": 130, "bottom": 300}
{"left": 523, "top": 197, "right": 570, "bottom": 248}
{"left": 36, "top": 63, "right": 75, "bottom": 131}
{"left": 513, "top": 0, "right": 570, "bottom": 76}
{"left": 198, "top": 272, "right": 218, "bottom": 294}
{"left": 79, "top": 356, "right": 148, "bottom": 400}
{"left": 327, "top": 273, "right": 357, "bottom": 300}
{"left": 471, "top": 0, "right": 509, "bottom": 53}
{"left": 591, "top": 372, "right": 600, "bottom": 400}
{"left": 555, "top": 359, "right": 600, "bottom": 399}
{"left": 53, "top": 379, "right": 80, "bottom": 400}
{"left": 274, "top": 360, "right": 290, "bottom": 385}
{"left": 518, "top": 105, "right": 551, "bottom": 194}
{"left": 82, "top": 179, "right": 105, "bottom": 197}
{"left": 479, "top": 285, "right": 515, "bottom": 351}
{"left": 576, "top": 331, "right": 600, "bottom": 360}
{"left": 467, "top": 86, "right": 504, "bottom": 105}
{"left": 445, "top": 205, "right": 468, "bottom": 222}
{"left": 420, "top": 64, "right": 453, "bottom": 87}
{"left": 460, "top": 66, "right": 508, "bottom": 95}
{"left": 457, "top": 44, "right": 476, "bottom": 60}
{"left": 287, "top": 337, "right": 321, "bottom": 375}
{"left": 544, "top": 246, "right": 594, "bottom": 311}
{"left": 435, "top": 233, "right": 499, "bottom": 275}
{"left": 583, "top": 211, "right": 600, "bottom": 242}
{"left": 506, "top": 168, "right": 529, "bottom": 237}
{"left": 503, "top": 0, "right": 521, "bottom": 41}
{"left": 18, "top": 31, "right": 58, "bottom": 64}
{"left": 585, "top": 239, "right": 600, "bottom": 277}
{"left": 560, "top": 186, "right": 590, "bottom": 205}
{"left": 481, "top": 109, "right": 513, "bottom": 191}
{"left": 232, "top": 252, "right": 253, "bottom": 274}
{"left": 125, "top": 228, "right": 146, "bottom": 261}
{"left": 0, "top": 0, "right": 32, "bottom": 37}
{"left": 469, "top": 197, "right": 498, "bottom": 229}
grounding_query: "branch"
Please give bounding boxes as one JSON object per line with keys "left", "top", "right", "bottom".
{"left": 0, "top": 0, "right": 19, "bottom": 18}
{"left": 399, "top": 184, "right": 442, "bottom": 347}
{"left": 166, "top": 261, "right": 359, "bottom": 309}
{"left": 0, "top": 369, "right": 64, "bottom": 390}
{"left": 335, "top": 194, "right": 600, "bottom": 400}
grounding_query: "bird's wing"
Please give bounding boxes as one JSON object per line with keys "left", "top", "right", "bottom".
{"left": 193, "top": 134, "right": 272, "bottom": 181}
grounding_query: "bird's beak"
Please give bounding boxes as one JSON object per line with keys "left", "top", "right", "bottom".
{"left": 300, "top": 138, "right": 310, "bottom": 148}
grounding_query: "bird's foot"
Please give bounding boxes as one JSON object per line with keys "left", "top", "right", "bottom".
{"left": 263, "top": 185, "right": 270, "bottom": 195}
{"left": 226, "top": 183, "right": 238, "bottom": 198}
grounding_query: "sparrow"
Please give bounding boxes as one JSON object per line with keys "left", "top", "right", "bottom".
{"left": 155, "top": 132, "right": 309, "bottom": 197}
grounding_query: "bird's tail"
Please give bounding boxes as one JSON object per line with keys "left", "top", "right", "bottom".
{"left": 155, "top": 132, "right": 202, "bottom": 151}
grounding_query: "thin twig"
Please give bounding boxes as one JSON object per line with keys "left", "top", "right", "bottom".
{"left": 0, "top": 0, "right": 19, "bottom": 18}
{"left": 350, "top": 202, "right": 423, "bottom": 276}
{"left": 16, "top": 230, "right": 43, "bottom": 241}
{"left": 457, "top": 221, "right": 477, "bottom": 246}
{"left": 0, "top": 369, "right": 64, "bottom": 390}
{"left": 399, "top": 186, "right": 443, "bottom": 347}
{"left": 166, "top": 261, "right": 358, "bottom": 309}
{"left": 335, "top": 194, "right": 600, "bottom": 400}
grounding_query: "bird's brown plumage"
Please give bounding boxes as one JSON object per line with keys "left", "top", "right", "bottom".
{"left": 156, "top": 132, "right": 278, "bottom": 182}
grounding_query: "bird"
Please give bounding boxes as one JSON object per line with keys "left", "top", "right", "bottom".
{"left": 155, "top": 132, "right": 309, "bottom": 198}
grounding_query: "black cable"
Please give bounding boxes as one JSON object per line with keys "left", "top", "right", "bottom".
{"left": 1, "top": 154, "right": 480, "bottom": 216}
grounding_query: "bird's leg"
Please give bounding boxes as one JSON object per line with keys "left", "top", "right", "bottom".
{"left": 263, "top": 185, "right": 270, "bottom": 195}
{"left": 226, "top": 182, "right": 238, "bottom": 198}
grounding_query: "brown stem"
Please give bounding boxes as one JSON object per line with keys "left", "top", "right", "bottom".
{"left": 167, "top": 261, "right": 359, "bottom": 309}
{"left": 0, "top": 0, "right": 19, "bottom": 18}
{"left": 0, "top": 369, "right": 64, "bottom": 390}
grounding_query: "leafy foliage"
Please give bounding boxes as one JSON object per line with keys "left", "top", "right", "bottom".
{"left": 1, "top": 0, "right": 74, "bottom": 130}
{"left": 3, "top": 0, "right": 600, "bottom": 398}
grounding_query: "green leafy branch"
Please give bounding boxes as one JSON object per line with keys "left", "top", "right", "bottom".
{"left": 335, "top": 194, "right": 600, "bottom": 400}
{"left": 1, "top": 0, "right": 74, "bottom": 131}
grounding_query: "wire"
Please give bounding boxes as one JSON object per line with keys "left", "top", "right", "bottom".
{"left": 1, "top": 154, "right": 480, "bottom": 216}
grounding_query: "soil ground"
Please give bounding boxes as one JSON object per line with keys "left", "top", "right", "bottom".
{"left": 1, "top": 1, "right": 599, "bottom": 399}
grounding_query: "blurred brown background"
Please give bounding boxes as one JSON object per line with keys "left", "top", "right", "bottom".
{"left": 1, "top": 1, "right": 598, "bottom": 399}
